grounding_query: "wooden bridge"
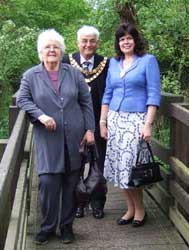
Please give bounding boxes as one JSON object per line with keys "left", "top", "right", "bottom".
{"left": 0, "top": 92, "right": 189, "bottom": 250}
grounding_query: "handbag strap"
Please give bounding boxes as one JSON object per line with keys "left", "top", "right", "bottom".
{"left": 136, "top": 140, "right": 155, "bottom": 164}
{"left": 88, "top": 144, "right": 98, "bottom": 161}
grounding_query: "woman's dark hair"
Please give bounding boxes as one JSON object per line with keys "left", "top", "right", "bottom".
{"left": 114, "top": 23, "right": 147, "bottom": 59}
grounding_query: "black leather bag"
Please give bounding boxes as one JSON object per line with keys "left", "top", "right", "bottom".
{"left": 76, "top": 145, "right": 107, "bottom": 204}
{"left": 128, "top": 141, "right": 163, "bottom": 187}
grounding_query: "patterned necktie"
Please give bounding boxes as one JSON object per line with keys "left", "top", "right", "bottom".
{"left": 82, "top": 61, "right": 91, "bottom": 71}
{"left": 82, "top": 61, "right": 91, "bottom": 91}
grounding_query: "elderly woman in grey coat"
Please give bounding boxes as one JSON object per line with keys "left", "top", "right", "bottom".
{"left": 16, "top": 29, "right": 95, "bottom": 245}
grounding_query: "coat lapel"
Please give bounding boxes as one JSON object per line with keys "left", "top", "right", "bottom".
{"left": 36, "top": 63, "right": 68, "bottom": 96}
{"left": 120, "top": 55, "right": 142, "bottom": 77}
{"left": 34, "top": 63, "right": 68, "bottom": 108}
{"left": 58, "top": 64, "right": 67, "bottom": 91}
{"left": 36, "top": 63, "right": 57, "bottom": 94}
{"left": 127, "top": 56, "right": 141, "bottom": 73}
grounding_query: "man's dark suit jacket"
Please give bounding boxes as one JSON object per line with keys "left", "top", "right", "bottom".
{"left": 63, "top": 52, "right": 109, "bottom": 172}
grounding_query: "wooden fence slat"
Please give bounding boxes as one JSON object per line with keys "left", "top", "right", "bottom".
{"left": 9, "top": 106, "right": 19, "bottom": 135}
{"left": 4, "top": 160, "right": 28, "bottom": 250}
{"left": 169, "top": 103, "right": 189, "bottom": 126}
{"left": 169, "top": 206, "right": 189, "bottom": 245}
{"left": 170, "top": 157, "right": 189, "bottom": 187}
{"left": 151, "top": 138, "right": 170, "bottom": 164}
{"left": 12, "top": 91, "right": 19, "bottom": 106}
{"left": 23, "top": 124, "right": 33, "bottom": 160}
{"left": 0, "top": 139, "right": 8, "bottom": 161}
{"left": 0, "top": 111, "right": 28, "bottom": 250}
{"left": 159, "top": 92, "right": 184, "bottom": 117}
{"left": 3, "top": 124, "right": 33, "bottom": 250}
{"left": 145, "top": 183, "right": 173, "bottom": 215}
{"left": 169, "top": 180, "right": 189, "bottom": 212}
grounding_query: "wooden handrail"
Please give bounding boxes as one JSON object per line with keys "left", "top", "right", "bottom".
{"left": 0, "top": 110, "right": 29, "bottom": 250}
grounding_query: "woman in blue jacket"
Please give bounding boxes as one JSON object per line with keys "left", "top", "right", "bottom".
{"left": 100, "top": 23, "right": 161, "bottom": 227}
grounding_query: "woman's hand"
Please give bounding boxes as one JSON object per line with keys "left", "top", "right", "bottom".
{"left": 100, "top": 124, "right": 108, "bottom": 140}
{"left": 38, "top": 114, "right": 56, "bottom": 131}
{"left": 80, "top": 130, "right": 95, "bottom": 145}
{"left": 140, "top": 122, "right": 152, "bottom": 142}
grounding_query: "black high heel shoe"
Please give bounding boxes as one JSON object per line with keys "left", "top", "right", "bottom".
{"left": 132, "top": 213, "right": 147, "bottom": 227}
{"left": 117, "top": 216, "right": 134, "bottom": 225}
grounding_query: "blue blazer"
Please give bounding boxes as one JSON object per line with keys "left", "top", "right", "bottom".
{"left": 102, "top": 54, "right": 161, "bottom": 112}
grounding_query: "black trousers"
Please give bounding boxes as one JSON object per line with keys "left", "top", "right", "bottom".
{"left": 38, "top": 147, "right": 80, "bottom": 233}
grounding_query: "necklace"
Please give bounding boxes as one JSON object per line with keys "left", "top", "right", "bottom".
{"left": 69, "top": 54, "right": 108, "bottom": 83}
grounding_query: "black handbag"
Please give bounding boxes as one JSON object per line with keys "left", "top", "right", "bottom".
{"left": 76, "top": 145, "right": 107, "bottom": 205}
{"left": 128, "top": 141, "right": 163, "bottom": 187}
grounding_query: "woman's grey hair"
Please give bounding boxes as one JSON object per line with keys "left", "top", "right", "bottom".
{"left": 37, "top": 29, "right": 66, "bottom": 62}
{"left": 77, "top": 25, "right": 100, "bottom": 41}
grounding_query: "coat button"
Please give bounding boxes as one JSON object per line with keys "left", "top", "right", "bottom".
{"left": 60, "top": 109, "right": 63, "bottom": 112}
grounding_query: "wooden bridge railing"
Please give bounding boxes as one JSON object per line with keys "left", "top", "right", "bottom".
{"left": 0, "top": 91, "right": 189, "bottom": 249}
{"left": 0, "top": 93, "right": 34, "bottom": 250}
{"left": 146, "top": 92, "right": 189, "bottom": 245}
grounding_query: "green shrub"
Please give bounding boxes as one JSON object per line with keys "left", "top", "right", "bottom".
{"left": 161, "top": 71, "right": 181, "bottom": 95}
{"left": 0, "top": 20, "right": 39, "bottom": 91}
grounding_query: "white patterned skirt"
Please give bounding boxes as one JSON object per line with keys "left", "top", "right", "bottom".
{"left": 104, "top": 110, "right": 150, "bottom": 189}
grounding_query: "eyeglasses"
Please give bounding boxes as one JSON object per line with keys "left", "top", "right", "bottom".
{"left": 80, "top": 39, "right": 98, "bottom": 45}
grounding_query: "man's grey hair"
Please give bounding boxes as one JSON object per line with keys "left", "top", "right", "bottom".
{"left": 37, "top": 29, "right": 66, "bottom": 62}
{"left": 77, "top": 25, "right": 100, "bottom": 41}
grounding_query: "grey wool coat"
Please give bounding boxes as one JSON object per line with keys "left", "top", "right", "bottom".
{"left": 17, "top": 63, "right": 95, "bottom": 175}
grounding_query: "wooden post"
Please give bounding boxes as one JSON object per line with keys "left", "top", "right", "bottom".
{"left": 9, "top": 105, "right": 19, "bottom": 135}
{"left": 0, "top": 139, "right": 8, "bottom": 161}
{"left": 169, "top": 102, "right": 189, "bottom": 245}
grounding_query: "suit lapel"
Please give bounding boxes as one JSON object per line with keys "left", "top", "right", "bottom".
{"left": 73, "top": 52, "right": 81, "bottom": 65}
{"left": 126, "top": 56, "right": 141, "bottom": 73}
{"left": 120, "top": 56, "right": 142, "bottom": 77}
{"left": 93, "top": 54, "right": 101, "bottom": 68}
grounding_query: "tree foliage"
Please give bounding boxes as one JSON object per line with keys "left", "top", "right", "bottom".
{"left": 0, "top": 0, "right": 92, "bottom": 138}
{"left": 1, "top": 0, "right": 188, "bottom": 95}
{"left": 0, "top": 20, "right": 38, "bottom": 90}
{"left": 0, "top": 0, "right": 189, "bottom": 138}
{"left": 0, "top": 0, "right": 91, "bottom": 89}
{"left": 90, "top": 0, "right": 189, "bottom": 95}
{"left": 0, "top": 0, "right": 90, "bottom": 29}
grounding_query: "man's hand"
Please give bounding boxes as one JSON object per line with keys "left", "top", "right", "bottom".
{"left": 80, "top": 130, "right": 95, "bottom": 145}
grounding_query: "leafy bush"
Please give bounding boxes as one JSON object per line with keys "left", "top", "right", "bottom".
{"left": 161, "top": 71, "right": 181, "bottom": 95}
{"left": 0, "top": 21, "right": 39, "bottom": 138}
{"left": 0, "top": 20, "right": 39, "bottom": 91}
